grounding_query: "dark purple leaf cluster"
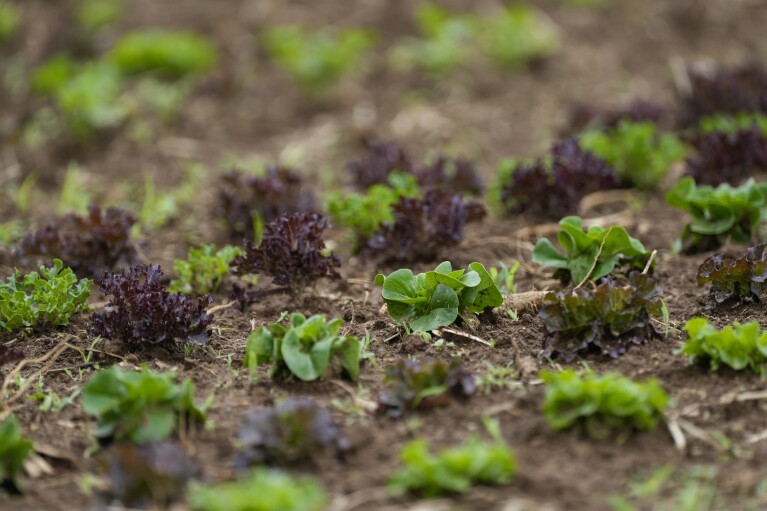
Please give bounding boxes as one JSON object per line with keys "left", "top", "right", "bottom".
{"left": 347, "top": 140, "right": 413, "bottom": 190}
{"left": 415, "top": 156, "right": 485, "bottom": 196}
{"left": 89, "top": 265, "right": 213, "bottom": 346}
{"left": 678, "top": 63, "right": 767, "bottom": 128}
{"left": 697, "top": 244, "right": 767, "bottom": 305}
{"left": 93, "top": 442, "right": 197, "bottom": 510}
{"left": 685, "top": 127, "right": 767, "bottom": 186}
{"left": 16, "top": 206, "right": 138, "bottom": 278}
{"left": 235, "top": 397, "right": 349, "bottom": 468}
{"left": 499, "top": 139, "right": 619, "bottom": 219}
{"left": 0, "top": 345, "right": 23, "bottom": 368}
{"left": 539, "top": 273, "right": 664, "bottom": 362}
{"left": 365, "top": 190, "right": 486, "bottom": 262}
{"left": 567, "top": 99, "right": 666, "bottom": 134}
{"left": 378, "top": 358, "right": 476, "bottom": 418}
{"left": 215, "top": 166, "right": 316, "bottom": 239}
{"left": 230, "top": 212, "right": 341, "bottom": 287}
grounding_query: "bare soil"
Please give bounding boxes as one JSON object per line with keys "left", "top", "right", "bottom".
{"left": 3, "top": 1, "right": 767, "bottom": 510}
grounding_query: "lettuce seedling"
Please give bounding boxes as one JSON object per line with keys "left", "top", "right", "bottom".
{"left": 541, "top": 369, "right": 668, "bottom": 439}
{"left": 497, "top": 139, "right": 619, "bottom": 219}
{"left": 389, "top": 3, "right": 475, "bottom": 75}
{"left": 666, "top": 177, "right": 767, "bottom": 253}
{"left": 0, "top": 259, "right": 91, "bottom": 333}
{"left": 187, "top": 469, "right": 327, "bottom": 511}
{"left": 169, "top": 244, "right": 242, "bottom": 296}
{"left": 17, "top": 205, "right": 138, "bottom": 278}
{"left": 539, "top": 273, "right": 664, "bottom": 361}
{"left": 375, "top": 261, "right": 503, "bottom": 333}
{"left": 378, "top": 358, "right": 476, "bottom": 417}
{"left": 579, "top": 120, "right": 687, "bottom": 190}
{"left": 678, "top": 63, "right": 767, "bottom": 128}
{"left": 235, "top": 397, "right": 349, "bottom": 467}
{"left": 697, "top": 112, "right": 767, "bottom": 136}
{"left": 327, "top": 172, "right": 419, "bottom": 252}
{"left": 488, "top": 261, "right": 520, "bottom": 294}
{"left": 0, "top": 1, "right": 21, "bottom": 43}
{"left": 365, "top": 190, "right": 486, "bottom": 262}
{"left": 89, "top": 265, "right": 213, "bottom": 347}
{"left": 82, "top": 366, "right": 210, "bottom": 444}
{"left": 346, "top": 139, "right": 414, "bottom": 190}
{"left": 697, "top": 244, "right": 767, "bottom": 304}
{"left": 0, "top": 416, "right": 33, "bottom": 492}
{"left": 261, "top": 25, "right": 375, "bottom": 91}
{"left": 532, "top": 216, "right": 651, "bottom": 284}
{"left": 685, "top": 126, "right": 767, "bottom": 186}
{"left": 94, "top": 442, "right": 197, "bottom": 508}
{"left": 682, "top": 318, "right": 767, "bottom": 375}
{"left": 567, "top": 99, "right": 665, "bottom": 134}
{"left": 389, "top": 419, "right": 516, "bottom": 497}
{"left": 109, "top": 30, "right": 218, "bottom": 78}
{"left": 244, "top": 312, "right": 362, "bottom": 381}
{"left": 216, "top": 166, "right": 316, "bottom": 240}
{"left": 230, "top": 213, "right": 341, "bottom": 289}
{"left": 476, "top": 5, "right": 558, "bottom": 71}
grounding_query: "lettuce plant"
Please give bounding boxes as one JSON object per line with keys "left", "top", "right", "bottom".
{"left": 346, "top": 139, "right": 414, "bottom": 190}
{"left": 17, "top": 205, "right": 138, "bottom": 278}
{"left": 95, "top": 442, "right": 196, "bottom": 508}
{"left": 230, "top": 212, "right": 340, "bottom": 289}
{"left": 665, "top": 177, "right": 767, "bottom": 253}
{"left": 678, "top": 63, "right": 767, "bottom": 128}
{"left": 541, "top": 369, "right": 668, "bottom": 439}
{"left": 532, "top": 216, "right": 650, "bottom": 284}
{"left": 685, "top": 126, "right": 767, "bottom": 186}
{"left": 682, "top": 318, "right": 767, "bottom": 375}
{"left": 579, "top": 120, "right": 687, "bottom": 190}
{"left": 0, "top": 1, "right": 21, "bottom": 43}
{"left": 0, "top": 416, "right": 33, "bottom": 492}
{"left": 215, "top": 166, "right": 315, "bottom": 240}
{"left": 697, "top": 112, "right": 767, "bottom": 135}
{"left": 375, "top": 261, "right": 503, "bottom": 333}
{"left": 82, "top": 366, "right": 210, "bottom": 444}
{"left": 169, "top": 244, "right": 241, "bottom": 296}
{"left": 389, "top": 419, "right": 516, "bottom": 497}
{"left": 327, "top": 172, "right": 419, "bottom": 252}
{"left": 497, "top": 139, "right": 619, "bottom": 219}
{"left": 415, "top": 156, "right": 485, "bottom": 196}
{"left": 235, "top": 397, "right": 349, "bottom": 467}
{"left": 261, "top": 25, "right": 375, "bottom": 91}
{"left": 476, "top": 5, "right": 558, "bottom": 71}
{"left": 244, "top": 313, "right": 362, "bottom": 381}
{"left": 75, "top": 0, "right": 124, "bottom": 32}
{"left": 539, "top": 273, "right": 664, "bottom": 361}
{"left": 697, "top": 244, "right": 767, "bottom": 304}
{"left": 89, "top": 265, "right": 213, "bottom": 347}
{"left": 0, "top": 259, "right": 91, "bottom": 333}
{"left": 109, "top": 30, "right": 218, "bottom": 78}
{"left": 378, "top": 358, "right": 475, "bottom": 417}
{"left": 187, "top": 469, "right": 327, "bottom": 511}
{"left": 365, "top": 191, "right": 486, "bottom": 262}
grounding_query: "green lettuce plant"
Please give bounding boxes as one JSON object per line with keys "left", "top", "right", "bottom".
{"left": 532, "top": 216, "right": 650, "bottom": 284}
{"left": 375, "top": 261, "right": 503, "bottom": 333}
{"left": 261, "top": 25, "right": 376, "bottom": 91}
{"left": 681, "top": 318, "right": 767, "bottom": 375}
{"left": 541, "top": 369, "right": 668, "bottom": 439}
{"left": 697, "top": 112, "right": 767, "bottom": 135}
{"left": 169, "top": 244, "right": 241, "bottom": 296}
{"left": 0, "top": 1, "right": 21, "bottom": 43}
{"left": 389, "top": 418, "right": 516, "bottom": 497}
{"left": 580, "top": 120, "right": 687, "bottom": 190}
{"left": 109, "top": 30, "right": 218, "bottom": 78}
{"left": 0, "top": 259, "right": 91, "bottom": 333}
{"left": 0, "top": 416, "right": 33, "bottom": 492}
{"left": 187, "top": 469, "right": 327, "bottom": 511}
{"left": 243, "top": 313, "right": 362, "bottom": 381}
{"left": 476, "top": 5, "right": 558, "bottom": 71}
{"left": 665, "top": 176, "right": 767, "bottom": 253}
{"left": 82, "top": 366, "right": 210, "bottom": 444}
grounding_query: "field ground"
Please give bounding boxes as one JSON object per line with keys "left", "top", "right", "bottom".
{"left": 3, "top": 1, "right": 767, "bottom": 510}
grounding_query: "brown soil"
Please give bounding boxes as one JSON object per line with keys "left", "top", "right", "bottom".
{"left": 3, "top": 1, "right": 767, "bottom": 510}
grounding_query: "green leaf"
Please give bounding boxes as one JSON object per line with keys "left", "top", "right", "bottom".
{"left": 410, "top": 284, "right": 459, "bottom": 332}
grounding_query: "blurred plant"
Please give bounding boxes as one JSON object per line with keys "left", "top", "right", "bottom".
{"left": 0, "top": 1, "right": 20, "bottom": 43}
{"left": 170, "top": 244, "right": 241, "bottom": 296}
{"left": 75, "top": 0, "right": 124, "bottom": 32}
{"left": 261, "top": 25, "right": 376, "bottom": 92}
{"left": 0, "top": 416, "right": 33, "bottom": 492}
{"left": 137, "top": 164, "right": 202, "bottom": 233}
{"left": 488, "top": 262, "right": 520, "bottom": 294}
{"left": 109, "top": 30, "right": 218, "bottom": 78}
{"left": 476, "top": 6, "right": 558, "bottom": 71}
{"left": 57, "top": 162, "right": 93, "bottom": 215}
